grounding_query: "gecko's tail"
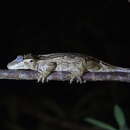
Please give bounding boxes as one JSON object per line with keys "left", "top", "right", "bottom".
{"left": 111, "top": 67, "right": 130, "bottom": 73}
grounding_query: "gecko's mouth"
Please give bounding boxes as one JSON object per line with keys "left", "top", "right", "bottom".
{"left": 7, "top": 62, "right": 22, "bottom": 70}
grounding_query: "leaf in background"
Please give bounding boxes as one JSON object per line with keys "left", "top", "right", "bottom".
{"left": 85, "top": 118, "right": 117, "bottom": 130}
{"left": 114, "top": 105, "right": 127, "bottom": 128}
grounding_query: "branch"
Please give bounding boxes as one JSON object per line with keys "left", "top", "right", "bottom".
{"left": 0, "top": 69, "right": 130, "bottom": 83}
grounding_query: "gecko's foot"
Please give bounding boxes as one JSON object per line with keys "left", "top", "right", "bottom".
{"left": 69, "top": 72, "right": 83, "bottom": 84}
{"left": 37, "top": 73, "right": 48, "bottom": 83}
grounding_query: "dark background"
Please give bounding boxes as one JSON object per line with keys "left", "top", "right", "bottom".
{"left": 0, "top": 5, "right": 129, "bottom": 130}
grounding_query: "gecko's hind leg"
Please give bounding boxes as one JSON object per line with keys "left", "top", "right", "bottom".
{"left": 69, "top": 71, "right": 84, "bottom": 84}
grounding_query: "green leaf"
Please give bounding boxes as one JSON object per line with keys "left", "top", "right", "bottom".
{"left": 114, "top": 105, "right": 127, "bottom": 128}
{"left": 85, "top": 118, "right": 117, "bottom": 130}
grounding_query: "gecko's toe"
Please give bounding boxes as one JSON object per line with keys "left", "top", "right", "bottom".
{"left": 41, "top": 77, "right": 45, "bottom": 83}
{"left": 76, "top": 77, "right": 82, "bottom": 84}
{"left": 37, "top": 73, "right": 46, "bottom": 83}
{"left": 70, "top": 78, "right": 75, "bottom": 84}
{"left": 37, "top": 76, "right": 42, "bottom": 83}
{"left": 83, "top": 80, "right": 86, "bottom": 83}
{"left": 46, "top": 77, "right": 49, "bottom": 83}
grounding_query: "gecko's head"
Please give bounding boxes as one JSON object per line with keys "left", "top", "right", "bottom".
{"left": 7, "top": 54, "right": 35, "bottom": 70}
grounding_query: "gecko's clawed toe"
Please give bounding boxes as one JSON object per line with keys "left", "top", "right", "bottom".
{"left": 76, "top": 77, "right": 82, "bottom": 84}
{"left": 69, "top": 78, "right": 74, "bottom": 84}
{"left": 37, "top": 74, "right": 42, "bottom": 83}
{"left": 41, "top": 77, "right": 45, "bottom": 83}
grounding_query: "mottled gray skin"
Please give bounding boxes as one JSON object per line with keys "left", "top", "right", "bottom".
{"left": 7, "top": 53, "right": 130, "bottom": 83}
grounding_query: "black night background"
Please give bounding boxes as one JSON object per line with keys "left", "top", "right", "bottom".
{"left": 0, "top": 5, "right": 129, "bottom": 130}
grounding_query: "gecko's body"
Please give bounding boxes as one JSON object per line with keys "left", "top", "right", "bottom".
{"left": 7, "top": 53, "right": 130, "bottom": 83}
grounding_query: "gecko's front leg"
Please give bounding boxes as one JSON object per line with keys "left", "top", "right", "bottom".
{"left": 37, "top": 62, "right": 57, "bottom": 83}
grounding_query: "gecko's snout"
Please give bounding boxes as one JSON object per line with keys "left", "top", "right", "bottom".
{"left": 7, "top": 63, "right": 13, "bottom": 69}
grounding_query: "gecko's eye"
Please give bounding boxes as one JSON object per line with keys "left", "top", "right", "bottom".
{"left": 16, "top": 56, "right": 23, "bottom": 62}
{"left": 30, "top": 59, "right": 33, "bottom": 62}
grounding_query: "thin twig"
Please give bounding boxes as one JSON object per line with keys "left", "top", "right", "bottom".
{"left": 0, "top": 69, "right": 130, "bottom": 83}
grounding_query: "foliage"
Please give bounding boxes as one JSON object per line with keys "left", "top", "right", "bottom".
{"left": 85, "top": 105, "right": 129, "bottom": 130}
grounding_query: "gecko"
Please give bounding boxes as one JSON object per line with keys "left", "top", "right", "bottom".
{"left": 7, "top": 53, "right": 130, "bottom": 83}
